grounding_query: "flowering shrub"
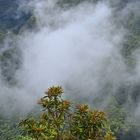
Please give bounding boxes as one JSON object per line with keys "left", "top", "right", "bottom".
{"left": 19, "top": 86, "right": 116, "bottom": 140}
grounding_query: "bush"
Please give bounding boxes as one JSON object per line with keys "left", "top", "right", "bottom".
{"left": 19, "top": 86, "right": 116, "bottom": 140}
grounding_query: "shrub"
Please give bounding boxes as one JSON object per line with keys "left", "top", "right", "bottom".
{"left": 19, "top": 86, "right": 116, "bottom": 140}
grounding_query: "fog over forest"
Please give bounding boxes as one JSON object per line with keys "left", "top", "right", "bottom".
{"left": 0, "top": 0, "right": 140, "bottom": 139}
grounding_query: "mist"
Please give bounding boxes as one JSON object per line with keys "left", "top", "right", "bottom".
{"left": 0, "top": 0, "right": 140, "bottom": 120}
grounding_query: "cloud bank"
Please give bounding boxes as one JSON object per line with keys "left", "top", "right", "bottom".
{"left": 0, "top": 0, "right": 140, "bottom": 118}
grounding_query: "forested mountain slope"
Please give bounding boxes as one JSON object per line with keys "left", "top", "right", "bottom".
{"left": 1, "top": 0, "right": 140, "bottom": 140}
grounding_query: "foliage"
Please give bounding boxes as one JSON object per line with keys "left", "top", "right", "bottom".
{"left": 0, "top": 119, "right": 21, "bottom": 140}
{"left": 105, "top": 98, "right": 133, "bottom": 139}
{"left": 0, "top": 29, "right": 7, "bottom": 42}
{"left": 121, "top": 13, "right": 140, "bottom": 67}
{"left": 18, "top": 136, "right": 33, "bottom": 140}
{"left": 19, "top": 86, "right": 116, "bottom": 140}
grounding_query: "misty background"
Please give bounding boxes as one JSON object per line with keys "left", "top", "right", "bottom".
{"left": 0, "top": 0, "right": 140, "bottom": 137}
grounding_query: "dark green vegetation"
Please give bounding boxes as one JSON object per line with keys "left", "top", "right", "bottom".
{"left": 0, "top": 0, "right": 140, "bottom": 140}
{"left": 0, "top": 0, "right": 32, "bottom": 33}
{"left": 0, "top": 119, "right": 20, "bottom": 140}
{"left": 0, "top": 0, "right": 36, "bottom": 84}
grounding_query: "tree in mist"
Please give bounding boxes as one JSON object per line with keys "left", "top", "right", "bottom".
{"left": 19, "top": 86, "right": 116, "bottom": 140}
